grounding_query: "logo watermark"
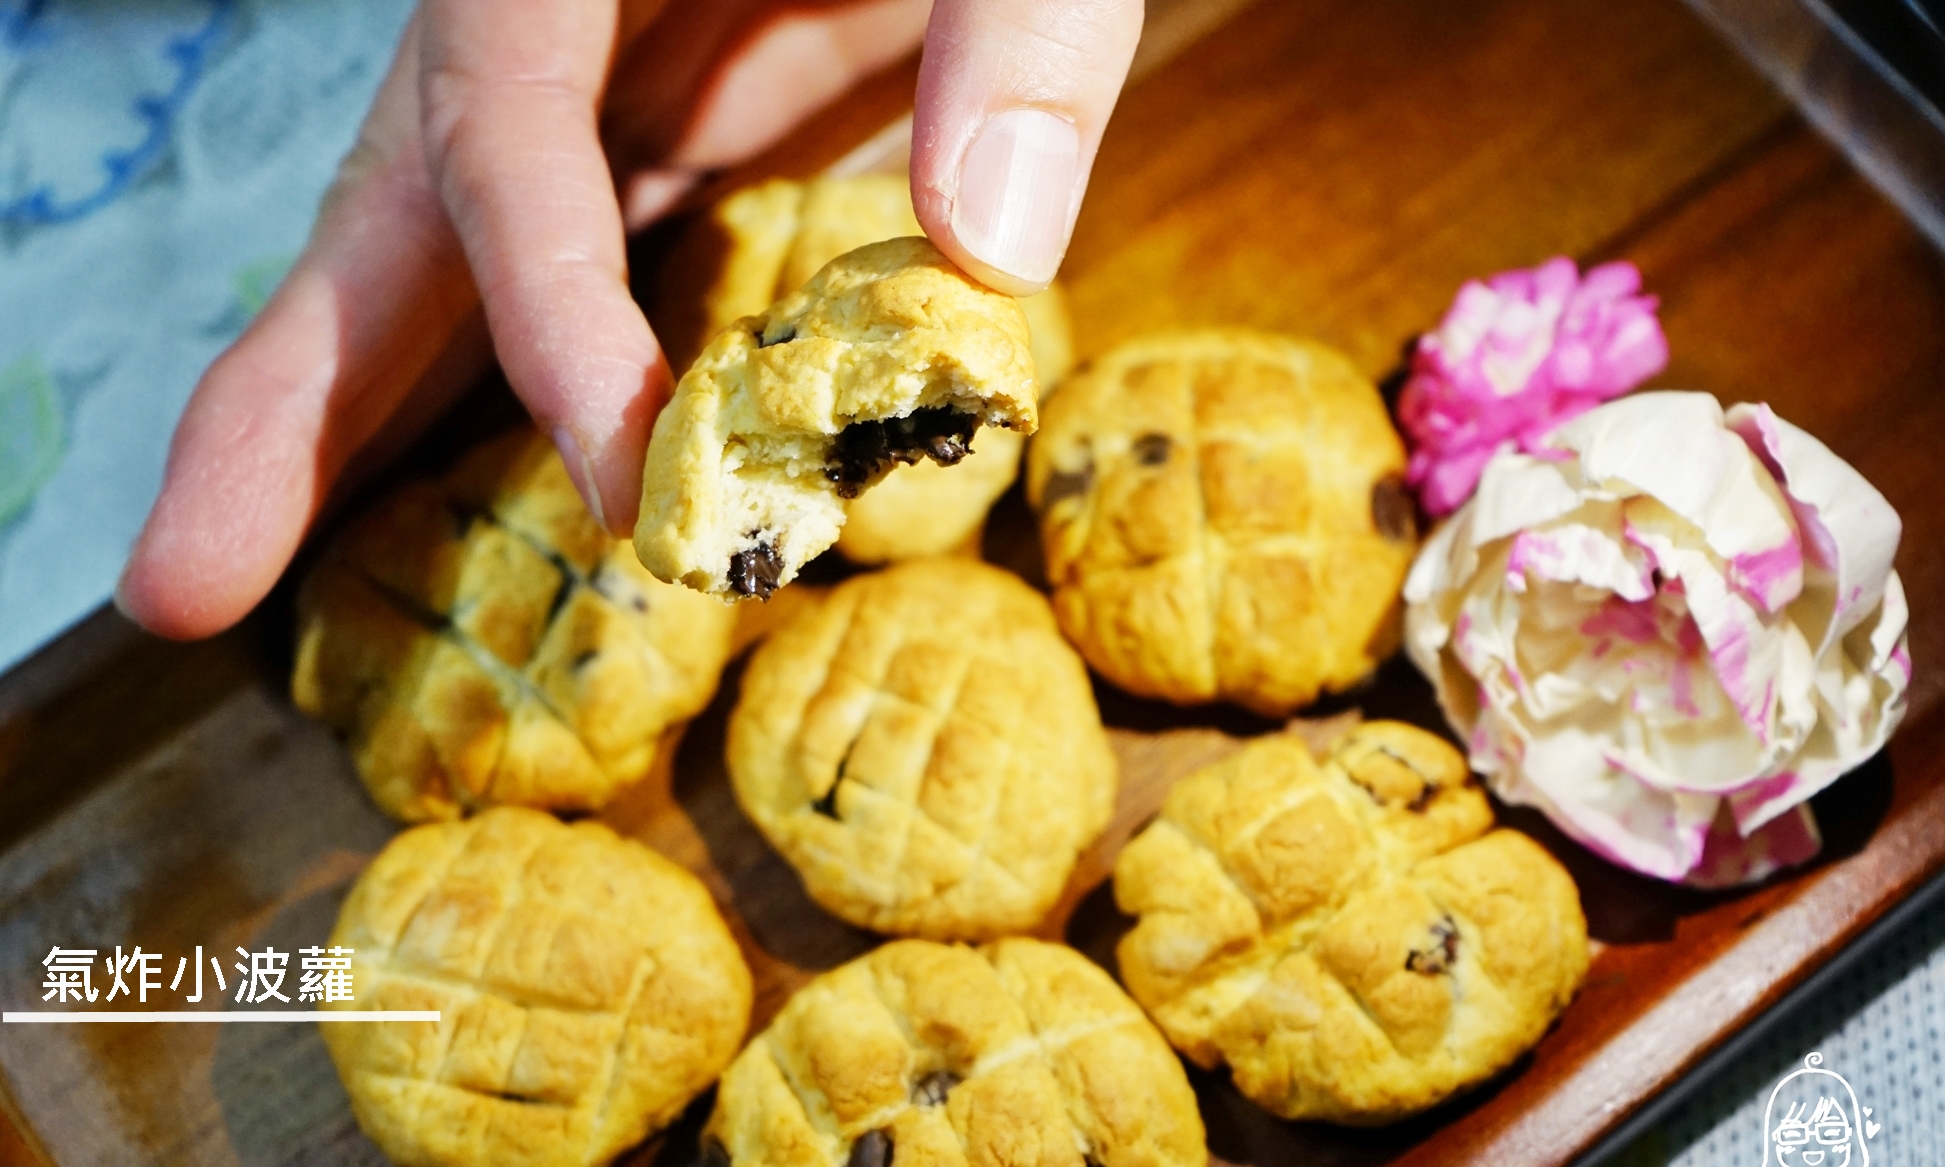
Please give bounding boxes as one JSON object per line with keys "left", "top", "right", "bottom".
{"left": 1763, "top": 1053, "right": 1881, "bottom": 1166}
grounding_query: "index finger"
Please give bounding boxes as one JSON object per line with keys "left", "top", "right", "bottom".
{"left": 418, "top": 0, "right": 670, "bottom": 532}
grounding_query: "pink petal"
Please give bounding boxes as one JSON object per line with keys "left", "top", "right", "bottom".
{"left": 1682, "top": 804, "right": 1822, "bottom": 889}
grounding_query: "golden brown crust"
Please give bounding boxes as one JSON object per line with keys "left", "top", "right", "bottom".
{"left": 704, "top": 938, "right": 1206, "bottom": 1167}
{"left": 634, "top": 237, "right": 1037, "bottom": 599}
{"left": 1026, "top": 329, "right": 1416, "bottom": 716}
{"left": 320, "top": 808, "right": 753, "bottom": 1167}
{"left": 727, "top": 559, "right": 1117, "bottom": 940}
{"left": 668, "top": 175, "right": 1072, "bottom": 568}
{"left": 1112, "top": 722, "right": 1588, "bottom": 1124}
{"left": 292, "top": 428, "right": 737, "bottom": 822}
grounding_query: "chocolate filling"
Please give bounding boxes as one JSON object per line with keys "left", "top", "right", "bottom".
{"left": 1371, "top": 476, "right": 1417, "bottom": 543}
{"left": 826, "top": 406, "right": 981, "bottom": 499}
{"left": 911, "top": 1070, "right": 961, "bottom": 1107}
{"left": 847, "top": 1129, "right": 893, "bottom": 1167}
{"left": 727, "top": 538, "right": 784, "bottom": 599}
{"left": 1132, "top": 432, "right": 1173, "bottom": 466}
{"left": 1405, "top": 915, "right": 1460, "bottom": 975}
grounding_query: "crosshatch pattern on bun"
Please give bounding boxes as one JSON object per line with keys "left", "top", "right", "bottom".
{"left": 320, "top": 808, "right": 753, "bottom": 1167}
{"left": 1113, "top": 721, "right": 1589, "bottom": 1124}
{"left": 703, "top": 938, "right": 1206, "bottom": 1167}
{"left": 728, "top": 558, "right": 1117, "bottom": 941}
{"left": 1027, "top": 329, "right": 1417, "bottom": 716}
{"left": 293, "top": 428, "right": 737, "bottom": 822}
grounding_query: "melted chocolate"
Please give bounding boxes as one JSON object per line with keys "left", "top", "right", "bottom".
{"left": 826, "top": 407, "right": 981, "bottom": 499}
{"left": 727, "top": 539, "right": 784, "bottom": 599}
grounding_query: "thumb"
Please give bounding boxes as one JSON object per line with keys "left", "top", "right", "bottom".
{"left": 910, "top": 0, "right": 1142, "bottom": 295}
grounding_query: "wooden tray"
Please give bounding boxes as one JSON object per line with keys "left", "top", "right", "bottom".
{"left": 4, "top": 0, "right": 1945, "bottom": 1164}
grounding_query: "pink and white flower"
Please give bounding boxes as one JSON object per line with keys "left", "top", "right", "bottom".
{"left": 1400, "top": 257, "right": 1668, "bottom": 516}
{"left": 1403, "top": 392, "right": 1909, "bottom": 886}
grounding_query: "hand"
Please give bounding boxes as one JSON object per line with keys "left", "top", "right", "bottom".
{"left": 116, "top": 0, "right": 1142, "bottom": 641}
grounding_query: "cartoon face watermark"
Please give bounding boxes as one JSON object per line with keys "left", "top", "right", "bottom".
{"left": 1763, "top": 1053, "right": 1880, "bottom": 1166}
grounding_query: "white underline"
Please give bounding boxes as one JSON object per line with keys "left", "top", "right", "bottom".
{"left": 2, "top": 1011, "right": 439, "bottom": 1023}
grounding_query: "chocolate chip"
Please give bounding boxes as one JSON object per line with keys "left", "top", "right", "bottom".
{"left": 758, "top": 322, "right": 796, "bottom": 348}
{"left": 1405, "top": 915, "right": 1460, "bottom": 975}
{"left": 924, "top": 429, "right": 972, "bottom": 466}
{"left": 1371, "top": 476, "right": 1416, "bottom": 542}
{"left": 1132, "top": 433, "right": 1172, "bottom": 466}
{"left": 826, "top": 407, "right": 981, "bottom": 498}
{"left": 846, "top": 1129, "right": 892, "bottom": 1167}
{"left": 912, "top": 1070, "right": 961, "bottom": 1107}
{"left": 699, "top": 1139, "right": 731, "bottom": 1167}
{"left": 727, "top": 539, "right": 783, "bottom": 599}
{"left": 571, "top": 649, "right": 599, "bottom": 672}
{"left": 1039, "top": 462, "right": 1094, "bottom": 510}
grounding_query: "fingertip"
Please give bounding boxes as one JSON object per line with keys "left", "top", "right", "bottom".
{"left": 912, "top": 0, "right": 1141, "bottom": 292}
{"left": 116, "top": 494, "right": 295, "bottom": 641}
{"left": 543, "top": 346, "right": 668, "bottom": 538}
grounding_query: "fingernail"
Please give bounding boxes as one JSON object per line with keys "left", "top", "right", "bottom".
{"left": 950, "top": 108, "right": 1080, "bottom": 287}
{"left": 113, "top": 571, "right": 138, "bottom": 622}
{"left": 551, "top": 425, "right": 611, "bottom": 532}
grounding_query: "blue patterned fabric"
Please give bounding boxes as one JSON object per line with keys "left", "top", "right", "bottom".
{"left": 0, "top": 0, "right": 412, "bottom": 669}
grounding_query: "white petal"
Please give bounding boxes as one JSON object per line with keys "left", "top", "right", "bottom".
{"left": 1728, "top": 402, "right": 1901, "bottom": 655}
{"left": 1556, "top": 392, "right": 1802, "bottom": 612}
{"left": 1466, "top": 454, "right": 1589, "bottom": 547}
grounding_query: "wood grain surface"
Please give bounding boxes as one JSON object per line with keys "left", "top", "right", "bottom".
{"left": 4, "top": 0, "right": 1944, "bottom": 1165}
